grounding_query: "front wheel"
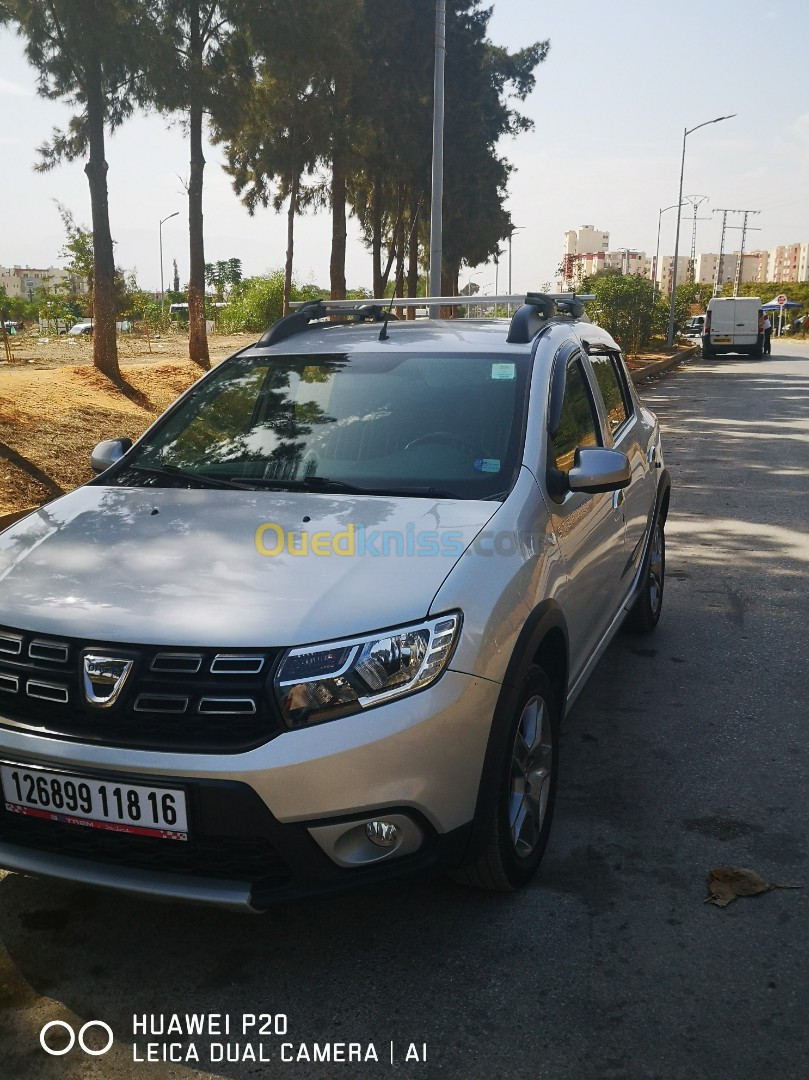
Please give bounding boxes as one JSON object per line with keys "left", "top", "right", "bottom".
{"left": 625, "top": 513, "right": 665, "bottom": 633}
{"left": 453, "top": 667, "right": 559, "bottom": 892}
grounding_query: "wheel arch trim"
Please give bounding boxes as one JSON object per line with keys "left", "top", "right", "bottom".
{"left": 462, "top": 600, "right": 568, "bottom": 864}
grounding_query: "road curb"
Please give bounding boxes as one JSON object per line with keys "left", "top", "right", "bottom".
{"left": 629, "top": 345, "right": 699, "bottom": 385}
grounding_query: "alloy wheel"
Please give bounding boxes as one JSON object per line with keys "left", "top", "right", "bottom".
{"left": 509, "top": 695, "right": 554, "bottom": 858}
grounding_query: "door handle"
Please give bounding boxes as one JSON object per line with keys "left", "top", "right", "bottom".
{"left": 612, "top": 489, "right": 625, "bottom": 510}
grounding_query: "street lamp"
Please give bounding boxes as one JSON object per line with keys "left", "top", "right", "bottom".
{"left": 428, "top": 0, "right": 446, "bottom": 316}
{"left": 507, "top": 225, "right": 524, "bottom": 315}
{"left": 478, "top": 282, "right": 494, "bottom": 318}
{"left": 159, "top": 211, "right": 179, "bottom": 313}
{"left": 653, "top": 203, "right": 682, "bottom": 304}
{"left": 666, "top": 115, "right": 736, "bottom": 346}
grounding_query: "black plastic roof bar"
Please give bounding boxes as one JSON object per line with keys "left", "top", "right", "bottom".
{"left": 258, "top": 301, "right": 392, "bottom": 346}
{"left": 506, "top": 292, "right": 594, "bottom": 344}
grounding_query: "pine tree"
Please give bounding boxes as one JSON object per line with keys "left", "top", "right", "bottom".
{"left": 2, "top": 0, "right": 159, "bottom": 378}
{"left": 147, "top": 2, "right": 252, "bottom": 367}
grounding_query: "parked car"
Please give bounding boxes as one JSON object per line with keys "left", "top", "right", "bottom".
{"left": 67, "top": 320, "right": 93, "bottom": 336}
{"left": 683, "top": 315, "right": 705, "bottom": 338}
{"left": 0, "top": 295, "right": 670, "bottom": 910}
{"left": 701, "top": 297, "right": 763, "bottom": 358}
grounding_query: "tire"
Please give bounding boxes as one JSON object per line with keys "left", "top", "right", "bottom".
{"left": 625, "top": 512, "right": 665, "bottom": 633}
{"left": 751, "top": 346, "right": 763, "bottom": 359}
{"left": 453, "top": 666, "right": 559, "bottom": 892}
{"left": 701, "top": 347, "right": 713, "bottom": 359}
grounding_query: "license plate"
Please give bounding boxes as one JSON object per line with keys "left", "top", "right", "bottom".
{"left": 712, "top": 336, "right": 731, "bottom": 343}
{"left": 1, "top": 764, "right": 188, "bottom": 840}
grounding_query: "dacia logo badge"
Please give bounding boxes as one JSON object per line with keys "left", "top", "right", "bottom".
{"left": 82, "top": 654, "right": 133, "bottom": 708}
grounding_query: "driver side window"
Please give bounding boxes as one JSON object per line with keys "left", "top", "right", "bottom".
{"left": 551, "top": 357, "right": 601, "bottom": 474}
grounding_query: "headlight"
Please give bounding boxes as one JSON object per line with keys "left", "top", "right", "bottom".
{"left": 275, "top": 613, "right": 462, "bottom": 728}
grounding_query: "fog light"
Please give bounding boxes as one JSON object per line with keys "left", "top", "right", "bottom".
{"left": 365, "top": 820, "right": 399, "bottom": 848}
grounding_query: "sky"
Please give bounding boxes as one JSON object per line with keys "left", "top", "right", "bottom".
{"left": 0, "top": 0, "right": 808, "bottom": 297}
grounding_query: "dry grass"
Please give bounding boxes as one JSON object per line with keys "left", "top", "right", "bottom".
{"left": 0, "top": 361, "right": 205, "bottom": 517}
{"left": 0, "top": 328, "right": 259, "bottom": 519}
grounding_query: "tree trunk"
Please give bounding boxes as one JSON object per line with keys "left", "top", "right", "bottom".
{"left": 379, "top": 193, "right": 405, "bottom": 297}
{"left": 84, "top": 59, "right": 118, "bottom": 380}
{"left": 330, "top": 146, "right": 347, "bottom": 301}
{"left": 394, "top": 213, "right": 405, "bottom": 319}
{"left": 406, "top": 198, "right": 419, "bottom": 319}
{"left": 283, "top": 170, "right": 299, "bottom": 316}
{"left": 371, "top": 180, "right": 383, "bottom": 299}
{"left": 440, "top": 265, "right": 459, "bottom": 319}
{"left": 187, "top": 8, "right": 209, "bottom": 369}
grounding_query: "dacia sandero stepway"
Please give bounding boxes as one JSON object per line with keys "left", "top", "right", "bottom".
{"left": 0, "top": 294, "right": 670, "bottom": 909}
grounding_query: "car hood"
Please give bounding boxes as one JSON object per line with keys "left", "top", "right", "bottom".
{"left": 0, "top": 486, "right": 499, "bottom": 646}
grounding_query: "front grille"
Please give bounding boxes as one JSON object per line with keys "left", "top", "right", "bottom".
{"left": 0, "top": 625, "right": 284, "bottom": 752}
{"left": 0, "top": 806, "right": 291, "bottom": 886}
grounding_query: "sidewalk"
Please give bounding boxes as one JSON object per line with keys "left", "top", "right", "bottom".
{"left": 629, "top": 344, "right": 699, "bottom": 385}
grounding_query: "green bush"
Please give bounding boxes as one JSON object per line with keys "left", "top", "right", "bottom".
{"left": 218, "top": 271, "right": 324, "bottom": 333}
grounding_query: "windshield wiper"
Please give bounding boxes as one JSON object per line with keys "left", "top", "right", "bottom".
{"left": 237, "top": 476, "right": 369, "bottom": 494}
{"left": 240, "top": 477, "right": 460, "bottom": 499}
{"left": 127, "top": 464, "right": 256, "bottom": 490}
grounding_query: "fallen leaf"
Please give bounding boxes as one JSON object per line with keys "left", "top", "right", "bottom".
{"left": 705, "top": 866, "right": 801, "bottom": 908}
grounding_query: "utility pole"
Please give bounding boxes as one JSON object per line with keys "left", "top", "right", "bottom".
{"left": 428, "top": 0, "right": 446, "bottom": 316}
{"left": 712, "top": 209, "right": 761, "bottom": 296}
{"left": 713, "top": 210, "right": 730, "bottom": 296}
{"left": 682, "top": 195, "right": 709, "bottom": 284}
{"left": 733, "top": 210, "right": 761, "bottom": 296}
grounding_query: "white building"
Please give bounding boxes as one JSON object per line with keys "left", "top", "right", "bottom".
{"left": 0, "top": 265, "right": 86, "bottom": 301}
{"left": 561, "top": 227, "right": 809, "bottom": 291}
{"left": 693, "top": 253, "right": 763, "bottom": 287}
{"left": 561, "top": 226, "right": 610, "bottom": 288}
{"left": 563, "top": 225, "right": 609, "bottom": 257}
{"left": 655, "top": 256, "right": 691, "bottom": 297}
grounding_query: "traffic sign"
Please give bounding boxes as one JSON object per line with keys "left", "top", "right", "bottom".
{"left": 776, "top": 294, "right": 787, "bottom": 306}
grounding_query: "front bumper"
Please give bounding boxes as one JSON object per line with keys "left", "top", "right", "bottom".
{"left": 0, "top": 670, "right": 498, "bottom": 909}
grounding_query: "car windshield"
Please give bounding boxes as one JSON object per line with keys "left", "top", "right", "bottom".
{"left": 123, "top": 350, "right": 530, "bottom": 500}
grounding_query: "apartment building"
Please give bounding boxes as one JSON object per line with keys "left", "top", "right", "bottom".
{"left": 562, "top": 226, "right": 809, "bottom": 290}
{"left": 563, "top": 226, "right": 609, "bottom": 258}
{"left": 0, "top": 265, "right": 86, "bottom": 301}
{"left": 561, "top": 226, "right": 610, "bottom": 288}
{"left": 655, "top": 256, "right": 691, "bottom": 297}
{"left": 767, "top": 243, "right": 809, "bottom": 283}
{"left": 692, "top": 252, "right": 764, "bottom": 287}
{"left": 562, "top": 250, "right": 651, "bottom": 289}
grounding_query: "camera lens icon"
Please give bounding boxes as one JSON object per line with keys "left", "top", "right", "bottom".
{"left": 40, "top": 1020, "right": 114, "bottom": 1056}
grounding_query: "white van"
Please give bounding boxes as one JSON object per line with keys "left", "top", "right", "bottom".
{"left": 702, "top": 297, "right": 764, "bottom": 359}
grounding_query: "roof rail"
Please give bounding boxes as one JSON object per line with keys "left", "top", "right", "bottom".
{"left": 288, "top": 293, "right": 591, "bottom": 312}
{"left": 261, "top": 292, "right": 593, "bottom": 348}
{"left": 506, "top": 292, "right": 593, "bottom": 344}
{"left": 258, "top": 301, "right": 393, "bottom": 346}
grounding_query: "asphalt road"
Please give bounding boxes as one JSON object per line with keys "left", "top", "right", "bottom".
{"left": 1, "top": 339, "right": 808, "bottom": 1080}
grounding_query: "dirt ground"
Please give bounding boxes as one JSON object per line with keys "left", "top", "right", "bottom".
{"left": 0, "top": 326, "right": 252, "bottom": 370}
{"left": 0, "top": 330, "right": 255, "bottom": 519}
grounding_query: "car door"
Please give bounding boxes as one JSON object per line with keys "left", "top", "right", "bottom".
{"left": 585, "top": 348, "right": 654, "bottom": 591}
{"left": 543, "top": 347, "right": 628, "bottom": 685}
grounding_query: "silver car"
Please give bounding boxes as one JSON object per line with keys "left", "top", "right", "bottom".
{"left": 0, "top": 295, "right": 670, "bottom": 910}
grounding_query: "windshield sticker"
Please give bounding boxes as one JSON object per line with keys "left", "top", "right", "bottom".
{"left": 474, "top": 459, "right": 501, "bottom": 473}
{"left": 491, "top": 362, "right": 515, "bottom": 380}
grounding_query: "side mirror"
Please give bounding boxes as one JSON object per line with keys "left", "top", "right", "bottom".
{"left": 568, "top": 447, "right": 631, "bottom": 494}
{"left": 90, "top": 438, "right": 133, "bottom": 474}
